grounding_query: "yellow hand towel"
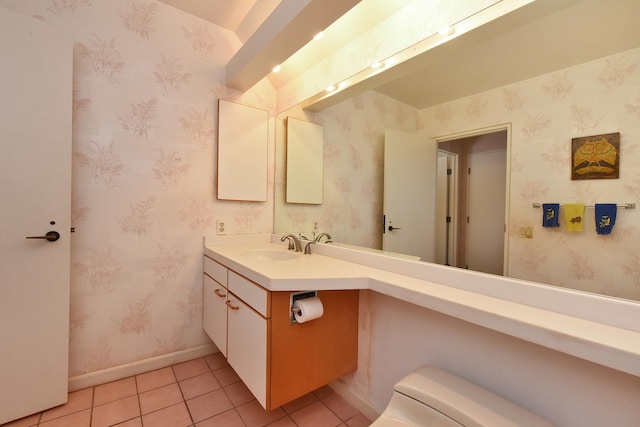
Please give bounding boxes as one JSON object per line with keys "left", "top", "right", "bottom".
{"left": 564, "top": 203, "right": 585, "bottom": 232}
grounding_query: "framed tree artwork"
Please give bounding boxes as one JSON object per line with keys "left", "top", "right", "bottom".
{"left": 571, "top": 132, "right": 620, "bottom": 180}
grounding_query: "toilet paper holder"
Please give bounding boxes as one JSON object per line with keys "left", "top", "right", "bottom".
{"left": 290, "top": 291, "right": 317, "bottom": 324}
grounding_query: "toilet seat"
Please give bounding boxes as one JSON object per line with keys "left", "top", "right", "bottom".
{"left": 372, "top": 365, "right": 554, "bottom": 427}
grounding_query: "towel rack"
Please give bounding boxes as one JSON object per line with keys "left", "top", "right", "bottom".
{"left": 532, "top": 203, "right": 636, "bottom": 209}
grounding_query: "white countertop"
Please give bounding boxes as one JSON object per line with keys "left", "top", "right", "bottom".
{"left": 204, "top": 234, "right": 640, "bottom": 378}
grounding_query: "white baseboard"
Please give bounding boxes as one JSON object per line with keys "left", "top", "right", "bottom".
{"left": 68, "top": 344, "right": 218, "bottom": 392}
{"left": 329, "top": 379, "right": 381, "bottom": 422}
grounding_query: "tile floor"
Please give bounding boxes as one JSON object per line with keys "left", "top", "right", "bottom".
{"left": 2, "top": 353, "right": 372, "bottom": 427}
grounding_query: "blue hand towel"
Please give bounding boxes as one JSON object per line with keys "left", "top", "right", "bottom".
{"left": 595, "top": 203, "right": 617, "bottom": 235}
{"left": 542, "top": 203, "right": 560, "bottom": 227}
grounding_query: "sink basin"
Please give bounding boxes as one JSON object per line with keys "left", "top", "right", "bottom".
{"left": 241, "top": 249, "right": 299, "bottom": 262}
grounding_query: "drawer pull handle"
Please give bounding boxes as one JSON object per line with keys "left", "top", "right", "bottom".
{"left": 214, "top": 289, "right": 226, "bottom": 298}
{"left": 225, "top": 300, "right": 240, "bottom": 310}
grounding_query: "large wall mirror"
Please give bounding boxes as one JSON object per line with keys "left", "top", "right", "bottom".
{"left": 274, "top": 0, "right": 640, "bottom": 302}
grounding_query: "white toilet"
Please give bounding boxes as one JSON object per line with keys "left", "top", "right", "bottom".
{"left": 371, "top": 365, "right": 554, "bottom": 427}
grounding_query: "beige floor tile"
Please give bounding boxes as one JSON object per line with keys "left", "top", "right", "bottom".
{"left": 40, "top": 388, "right": 93, "bottom": 423}
{"left": 195, "top": 408, "right": 245, "bottom": 427}
{"left": 91, "top": 395, "right": 140, "bottom": 427}
{"left": 2, "top": 354, "right": 359, "bottom": 427}
{"left": 136, "top": 367, "right": 176, "bottom": 393}
{"left": 289, "top": 401, "right": 342, "bottom": 427}
{"left": 212, "top": 366, "right": 241, "bottom": 387}
{"left": 173, "top": 357, "right": 211, "bottom": 381}
{"left": 282, "top": 392, "right": 318, "bottom": 414}
{"left": 0, "top": 413, "right": 40, "bottom": 427}
{"left": 264, "top": 416, "right": 297, "bottom": 427}
{"left": 236, "top": 400, "right": 286, "bottom": 427}
{"left": 345, "top": 412, "right": 373, "bottom": 427}
{"left": 322, "top": 393, "right": 359, "bottom": 421}
{"left": 312, "top": 385, "right": 334, "bottom": 400}
{"left": 223, "top": 381, "right": 255, "bottom": 407}
{"left": 94, "top": 377, "right": 137, "bottom": 406}
{"left": 141, "top": 402, "right": 192, "bottom": 427}
{"left": 179, "top": 372, "right": 221, "bottom": 400}
{"left": 186, "top": 389, "right": 234, "bottom": 423}
{"left": 139, "top": 382, "right": 183, "bottom": 415}
{"left": 39, "top": 409, "right": 91, "bottom": 427}
{"left": 113, "top": 418, "right": 143, "bottom": 427}
{"left": 204, "top": 353, "right": 229, "bottom": 371}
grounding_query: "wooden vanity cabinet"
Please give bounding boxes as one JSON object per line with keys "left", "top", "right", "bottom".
{"left": 203, "top": 255, "right": 359, "bottom": 410}
{"left": 269, "top": 290, "right": 359, "bottom": 408}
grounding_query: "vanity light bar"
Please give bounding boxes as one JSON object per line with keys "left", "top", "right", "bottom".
{"left": 532, "top": 203, "right": 636, "bottom": 209}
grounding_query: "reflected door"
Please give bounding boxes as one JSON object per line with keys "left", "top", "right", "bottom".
{"left": 383, "top": 129, "right": 437, "bottom": 261}
{"left": 435, "top": 151, "right": 457, "bottom": 266}
{"left": 0, "top": 7, "right": 72, "bottom": 423}
{"left": 466, "top": 149, "right": 507, "bottom": 275}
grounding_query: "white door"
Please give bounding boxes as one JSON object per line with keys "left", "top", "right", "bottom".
{"left": 466, "top": 150, "right": 506, "bottom": 275}
{"left": 383, "top": 129, "right": 437, "bottom": 262}
{"left": 435, "top": 151, "right": 457, "bottom": 266}
{"left": 0, "top": 7, "right": 72, "bottom": 423}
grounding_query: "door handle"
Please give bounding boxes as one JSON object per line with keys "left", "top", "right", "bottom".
{"left": 388, "top": 226, "right": 402, "bottom": 231}
{"left": 26, "top": 231, "right": 60, "bottom": 242}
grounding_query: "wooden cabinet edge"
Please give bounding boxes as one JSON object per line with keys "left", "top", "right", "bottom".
{"left": 268, "top": 290, "right": 359, "bottom": 410}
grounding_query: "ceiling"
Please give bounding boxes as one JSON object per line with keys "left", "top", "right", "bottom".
{"left": 373, "top": 0, "right": 640, "bottom": 109}
{"left": 156, "top": 0, "right": 411, "bottom": 90}
{"left": 157, "top": 0, "right": 263, "bottom": 40}
{"left": 158, "top": 0, "right": 640, "bottom": 109}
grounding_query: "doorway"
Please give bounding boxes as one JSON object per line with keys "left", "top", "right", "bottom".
{"left": 436, "top": 125, "right": 509, "bottom": 276}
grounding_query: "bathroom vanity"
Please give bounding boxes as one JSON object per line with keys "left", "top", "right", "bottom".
{"left": 204, "top": 234, "right": 640, "bottom": 422}
{"left": 203, "top": 240, "right": 358, "bottom": 410}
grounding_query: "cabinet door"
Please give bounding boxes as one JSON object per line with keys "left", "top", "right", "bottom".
{"left": 227, "top": 292, "right": 269, "bottom": 408}
{"left": 203, "top": 275, "right": 228, "bottom": 356}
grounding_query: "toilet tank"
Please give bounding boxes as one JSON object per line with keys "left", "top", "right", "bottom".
{"left": 388, "top": 365, "right": 554, "bottom": 427}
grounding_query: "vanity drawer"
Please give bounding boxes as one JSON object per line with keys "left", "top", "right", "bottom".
{"left": 228, "top": 270, "right": 269, "bottom": 318}
{"left": 204, "top": 256, "right": 227, "bottom": 286}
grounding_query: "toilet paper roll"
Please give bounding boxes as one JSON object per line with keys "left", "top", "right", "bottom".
{"left": 293, "top": 297, "right": 324, "bottom": 323}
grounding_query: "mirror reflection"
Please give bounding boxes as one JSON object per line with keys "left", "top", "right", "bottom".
{"left": 274, "top": 0, "right": 640, "bottom": 302}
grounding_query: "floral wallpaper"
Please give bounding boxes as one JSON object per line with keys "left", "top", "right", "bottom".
{"left": 0, "top": 0, "right": 275, "bottom": 376}
{"left": 276, "top": 46, "right": 640, "bottom": 302}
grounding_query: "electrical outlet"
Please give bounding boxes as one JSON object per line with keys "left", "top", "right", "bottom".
{"left": 216, "top": 220, "right": 226, "bottom": 235}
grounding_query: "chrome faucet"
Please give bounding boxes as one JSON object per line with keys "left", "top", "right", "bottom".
{"left": 281, "top": 233, "right": 302, "bottom": 252}
{"left": 303, "top": 240, "right": 315, "bottom": 254}
{"left": 314, "top": 232, "right": 332, "bottom": 243}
